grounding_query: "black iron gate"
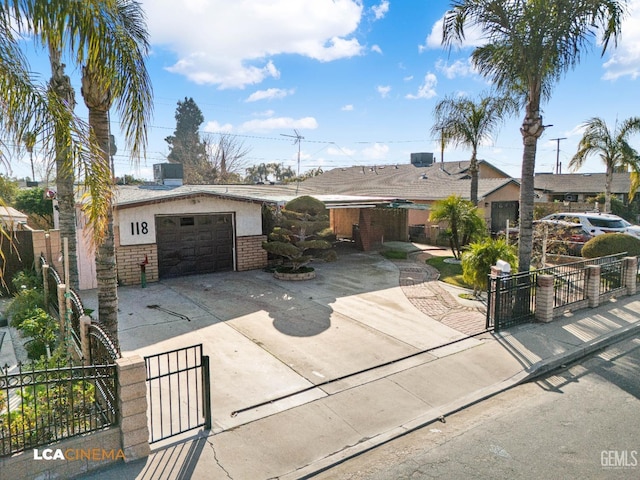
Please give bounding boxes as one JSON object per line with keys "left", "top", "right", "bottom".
{"left": 144, "top": 344, "right": 211, "bottom": 444}
{"left": 486, "top": 272, "right": 536, "bottom": 331}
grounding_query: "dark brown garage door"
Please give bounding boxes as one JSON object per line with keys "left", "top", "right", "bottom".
{"left": 156, "top": 214, "right": 234, "bottom": 278}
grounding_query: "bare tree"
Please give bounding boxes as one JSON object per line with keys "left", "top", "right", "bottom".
{"left": 203, "top": 133, "right": 251, "bottom": 184}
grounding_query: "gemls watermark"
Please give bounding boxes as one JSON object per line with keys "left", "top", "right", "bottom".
{"left": 601, "top": 450, "right": 638, "bottom": 470}
{"left": 33, "top": 448, "right": 126, "bottom": 461}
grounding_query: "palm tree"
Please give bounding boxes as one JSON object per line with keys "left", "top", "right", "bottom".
{"left": 432, "top": 93, "right": 515, "bottom": 205}
{"left": 442, "top": 0, "right": 626, "bottom": 272}
{"left": 569, "top": 117, "right": 640, "bottom": 213}
{"left": 22, "top": 0, "right": 153, "bottom": 342}
{"left": 430, "top": 194, "right": 487, "bottom": 259}
{"left": 79, "top": 0, "right": 152, "bottom": 341}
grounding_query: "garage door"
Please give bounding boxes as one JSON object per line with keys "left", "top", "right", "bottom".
{"left": 156, "top": 214, "right": 234, "bottom": 278}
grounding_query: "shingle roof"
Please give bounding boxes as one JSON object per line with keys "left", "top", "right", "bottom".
{"left": 534, "top": 172, "right": 632, "bottom": 194}
{"left": 298, "top": 162, "right": 517, "bottom": 201}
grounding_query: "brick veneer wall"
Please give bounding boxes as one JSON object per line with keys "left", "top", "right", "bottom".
{"left": 115, "top": 244, "right": 158, "bottom": 286}
{"left": 237, "top": 235, "right": 268, "bottom": 271}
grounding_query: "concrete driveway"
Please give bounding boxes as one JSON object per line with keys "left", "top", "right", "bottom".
{"left": 83, "top": 246, "right": 481, "bottom": 432}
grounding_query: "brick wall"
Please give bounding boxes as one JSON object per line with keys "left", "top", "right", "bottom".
{"left": 237, "top": 235, "right": 268, "bottom": 271}
{"left": 115, "top": 244, "right": 158, "bottom": 286}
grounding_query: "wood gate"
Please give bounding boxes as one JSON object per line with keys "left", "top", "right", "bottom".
{"left": 144, "top": 344, "right": 211, "bottom": 444}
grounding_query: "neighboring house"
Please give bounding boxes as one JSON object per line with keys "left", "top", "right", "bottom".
{"left": 534, "top": 172, "right": 636, "bottom": 204}
{"left": 300, "top": 156, "right": 521, "bottom": 236}
{"left": 0, "top": 206, "right": 29, "bottom": 231}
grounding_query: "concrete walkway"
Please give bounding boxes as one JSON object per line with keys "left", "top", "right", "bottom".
{"left": 2, "top": 244, "right": 639, "bottom": 479}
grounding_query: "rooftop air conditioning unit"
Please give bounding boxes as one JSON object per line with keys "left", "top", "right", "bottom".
{"left": 410, "top": 152, "right": 434, "bottom": 167}
{"left": 153, "top": 163, "right": 183, "bottom": 186}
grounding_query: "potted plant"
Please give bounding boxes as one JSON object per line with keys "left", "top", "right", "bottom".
{"left": 262, "top": 195, "right": 335, "bottom": 280}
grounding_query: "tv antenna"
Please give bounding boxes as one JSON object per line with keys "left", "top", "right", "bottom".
{"left": 280, "top": 129, "right": 304, "bottom": 177}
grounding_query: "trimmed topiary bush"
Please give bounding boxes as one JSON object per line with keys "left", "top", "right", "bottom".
{"left": 262, "top": 195, "right": 335, "bottom": 273}
{"left": 581, "top": 233, "right": 640, "bottom": 258}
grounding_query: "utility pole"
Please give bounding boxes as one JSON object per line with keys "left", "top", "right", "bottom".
{"left": 551, "top": 137, "right": 566, "bottom": 174}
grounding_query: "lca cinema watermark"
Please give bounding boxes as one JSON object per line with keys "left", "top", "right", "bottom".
{"left": 33, "top": 448, "right": 126, "bottom": 461}
{"left": 601, "top": 450, "right": 638, "bottom": 470}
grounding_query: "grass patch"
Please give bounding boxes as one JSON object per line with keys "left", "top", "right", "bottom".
{"left": 381, "top": 249, "right": 408, "bottom": 260}
{"left": 425, "top": 256, "right": 472, "bottom": 289}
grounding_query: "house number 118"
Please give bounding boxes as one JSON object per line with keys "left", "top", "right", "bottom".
{"left": 130, "top": 221, "right": 149, "bottom": 235}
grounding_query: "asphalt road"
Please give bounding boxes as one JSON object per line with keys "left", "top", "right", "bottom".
{"left": 314, "top": 336, "right": 640, "bottom": 480}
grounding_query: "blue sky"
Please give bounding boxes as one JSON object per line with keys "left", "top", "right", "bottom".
{"left": 11, "top": 0, "right": 640, "bottom": 181}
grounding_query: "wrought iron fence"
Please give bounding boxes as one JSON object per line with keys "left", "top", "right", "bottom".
{"left": 145, "top": 344, "right": 211, "bottom": 444}
{"left": 0, "top": 360, "right": 118, "bottom": 457}
{"left": 486, "top": 253, "right": 628, "bottom": 331}
{"left": 88, "top": 323, "right": 121, "bottom": 365}
{"left": 487, "top": 272, "right": 536, "bottom": 331}
{"left": 599, "top": 258, "right": 626, "bottom": 295}
{"left": 39, "top": 256, "right": 95, "bottom": 358}
{"left": 551, "top": 265, "right": 587, "bottom": 308}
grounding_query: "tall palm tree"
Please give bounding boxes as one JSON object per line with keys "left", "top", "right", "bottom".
{"left": 442, "top": 0, "right": 626, "bottom": 272}
{"left": 1, "top": 3, "right": 107, "bottom": 288}
{"left": 22, "top": 0, "right": 153, "bottom": 342}
{"left": 432, "top": 93, "right": 515, "bottom": 205}
{"left": 79, "top": 0, "right": 152, "bottom": 341}
{"left": 569, "top": 117, "right": 640, "bottom": 213}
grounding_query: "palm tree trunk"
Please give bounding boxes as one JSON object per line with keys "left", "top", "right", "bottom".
{"left": 82, "top": 67, "right": 118, "bottom": 343}
{"left": 517, "top": 93, "right": 543, "bottom": 273}
{"left": 604, "top": 167, "right": 613, "bottom": 213}
{"left": 469, "top": 150, "right": 479, "bottom": 206}
{"left": 48, "top": 46, "right": 79, "bottom": 289}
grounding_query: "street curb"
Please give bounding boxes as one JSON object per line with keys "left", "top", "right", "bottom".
{"left": 282, "top": 322, "right": 640, "bottom": 480}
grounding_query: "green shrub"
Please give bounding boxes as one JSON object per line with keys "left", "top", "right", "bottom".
{"left": 7, "top": 288, "right": 45, "bottom": 328}
{"left": 11, "top": 269, "right": 42, "bottom": 291}
{"left": 19, "top": 308, "right": 57, "bottom": 360}
{"left": 581, "top": 233, "right": 640, "bottom": 258}
{"left": 462, "top": 239, "right": 517, "bottom": 293}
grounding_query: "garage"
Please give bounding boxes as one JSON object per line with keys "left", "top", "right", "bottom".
{"left": 156, "top": 213, "right": 234, "bottom": 278}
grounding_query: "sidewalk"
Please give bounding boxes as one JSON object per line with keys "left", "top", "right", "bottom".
{"left": 74, "top": 246, "right": 640, "bottom": 480}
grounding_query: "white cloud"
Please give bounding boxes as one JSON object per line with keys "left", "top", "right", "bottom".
{"left": 372, "top": 1, "right": 389, "bottom": 20}
{"left": 341, "top": 104, "right": 354, "bottom": 111}
{"left": 371, "top": 44, "right": 383, "bottom": 54}
{"left": 421, "top": 16, "right": 486, "bottom": 51}
{"left": 240, "top": 116, "right": 319, "bottom": 132}
{"left": 406, "top": 73, "right": 437, "bottom": 99}
{"left": 403, "top": 75, "right": 413, "bottom": 82}
{"left": 203, "top": 120, "right": 233, "bottom": 133}
{"left": 602, "top": 0, "right": 640, "bottom": 80}
{"left": 143, "top": 0, "right": 364, "bottom": 89}
{"left": 377, "top": 85, "right": 391, "bottom": 98}
{"left": 246, "top": 88, "right": 295, "bottom": 102}
{"left": 435, "top": 58, "right": 475, "bottom": 79}
{"left": 362, "top": 143, "right": 389, "bottom": 160}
